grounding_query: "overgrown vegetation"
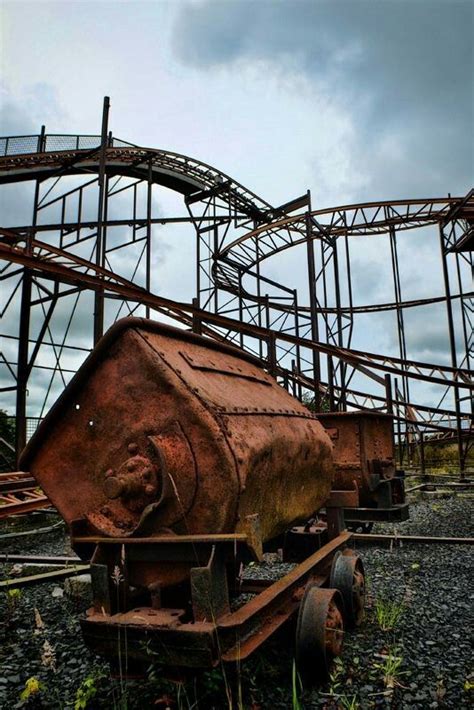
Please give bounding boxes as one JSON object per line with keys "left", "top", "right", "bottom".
{"left": 301, "top": 391, "right": 330, "bottom": 413}
{"left": 374, "top": 596, "right": 405, "bottom": 632}
{"left": 0, "top": 409, "right": 15, "bottom": 472}
{"left": 373, "top": 647, "right": 406, "bottom": 690}
{"left": 74, "top": 671, "right": 107, "bottom": 710}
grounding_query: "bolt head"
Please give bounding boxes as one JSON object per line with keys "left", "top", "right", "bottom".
{"left": 104, "top": 477, "right": 124, "bottom": 499}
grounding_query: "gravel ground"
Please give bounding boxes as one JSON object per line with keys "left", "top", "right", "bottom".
{"left": 0, "top": 494, "right": 473, "bottom": 709}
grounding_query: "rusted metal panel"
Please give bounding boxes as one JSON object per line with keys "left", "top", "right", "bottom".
{"left": 318, "top": 411, "right": 396, "bottom": 506}
{"left": 21, "top": 318, "right": 334, "bottom": 590}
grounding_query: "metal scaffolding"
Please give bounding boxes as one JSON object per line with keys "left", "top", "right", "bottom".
{"left": 1, "top": 99, "right": 472, "bottom": 477}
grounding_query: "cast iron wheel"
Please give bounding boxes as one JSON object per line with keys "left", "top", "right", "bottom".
{"left": 330, "top": 550, "right": 365, "bottom": 628}
{"left": 295, "top": 585, "right": 344, "bottom": 686}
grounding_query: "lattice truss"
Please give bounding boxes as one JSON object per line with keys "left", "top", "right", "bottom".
{"left": 0, "top": 123, "right": 472, "bottom": 472}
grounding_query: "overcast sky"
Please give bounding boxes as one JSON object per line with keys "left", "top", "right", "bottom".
{"left": 1, "top": 0, "right": 472, "bottom": 418}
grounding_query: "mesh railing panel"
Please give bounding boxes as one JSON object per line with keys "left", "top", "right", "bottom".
{"left": 0, "top": 134, "right": 136, "bottom": 157}
{"left": 0, "top": 135, "right": 43, "bottom": 157}
{"left": 26, "top": 417, "right": 42, "bottom": 441}
{"left": 44, "top": 135, "right": 100, "bottom": 152}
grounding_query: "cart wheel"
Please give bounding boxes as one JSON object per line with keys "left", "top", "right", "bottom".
{"left": 330, "top": 551, "right": 365, "bottom": 628}
{"left": 295, "top": 585, "right": 344, "bottom": 686}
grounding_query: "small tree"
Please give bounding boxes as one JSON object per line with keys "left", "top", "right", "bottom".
{"left": 0, "top": 410, "right": 16, "bottom": 472}
{"left": 301, "top": 392, "right": 331, "bottom": 413}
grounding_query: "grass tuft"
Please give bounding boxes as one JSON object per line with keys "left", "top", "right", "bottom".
{"left": 374, "top": 596, "right": 404, "bottom": 632}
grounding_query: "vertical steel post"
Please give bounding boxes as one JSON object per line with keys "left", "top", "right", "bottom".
{"left": 255, "top": 235, "right": 263, "bottom": 360}
{"left": 385, "top": 373, "right": 393, "bottom": 414}
{"left": 238, "top": 271, "right": 244, "bottom": 349}
{"left": 328, "top": 356, "right": 335, "bottom": 411}
{"left": 332, "top": 236, "right": 346, "bottom": 409}
{"left": 293, "top": 289, "right": 302, "bottom": 400}
{"left": 146, "top": 160, "right": 152, "bottom": 318}
{"left": 192, "top": 297, "right": 202, "bottom": 335}
{"left": 419, "top": 431, "right": 426, "bottom": 481}
{"left": 15, "top": 126, "right": 46, "bottom": 462}
{"left": 213, "top": 197, "right": 219, "bottom": 315}
{"left": 438, "top": 224, "right": 464, "bottom": 480}
{"left": 93, "top": 96, "right": 110, "bottom": 344}
{"left": 389, "top": 226, "right": 410, "bottom": 409}
{"left": 394, "top": 378, "right": 404, "bottom": 468}
{"left": 268, "top": 331, "right": 277, "bottom": 377}
{"left": 305, "top": 192, "right": 321, "bottom": 410}
{"left": 15, "top": 259, "right": 32, "bottom": 464}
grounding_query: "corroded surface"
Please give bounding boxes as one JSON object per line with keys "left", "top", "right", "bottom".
{"left": 21, "top": 318, "right": 333, "bottom": 585}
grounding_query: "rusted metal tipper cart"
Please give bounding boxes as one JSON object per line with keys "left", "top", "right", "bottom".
{"left": 318, "top": 411, "right": 409, "bottom": 529}
{"left": 21, "top": 317, "right": 365, "bottom": 681}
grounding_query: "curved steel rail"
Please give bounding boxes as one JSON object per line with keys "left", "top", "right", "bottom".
{"left": 0, "top": 128, "right": 472, "bottom": 477}
{"left": 219, "top": 195, "right": 471, "bottom": 268}
{"left": 0, "top": 133, "right": 272, "bottom": 220}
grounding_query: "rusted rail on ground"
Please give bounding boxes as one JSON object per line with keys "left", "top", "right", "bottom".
{"left": 0, "top": 554, "right": 80, "bottom": 565}
{"left": 0, "top": 564, "right": 90, "bottom": 589}
{"left": 0, "top": 472, "right": 50, "bottom": 518}
{"left": 353, "top": 533, "right": 474, "bottom": 545}
{"left": 0, "top": 471, "right": 36, "bottom": 493}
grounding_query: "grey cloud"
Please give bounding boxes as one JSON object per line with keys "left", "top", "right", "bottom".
{"left": 0, "top": 83, "right": 66, "bottom": 135}
{"left": 173, "top": 0, "right": 473, "bottom": 199}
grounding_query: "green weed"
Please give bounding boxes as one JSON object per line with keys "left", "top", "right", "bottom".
{"left": 291, "top": 659, "right": 303, "bottom": 710}
{"left": 74, "top": 671, "right": 106, "bottom": 710}
{"left": 20, "top": 677, "right": 45, "bottom": 702}
{"left": 374, "top": 596, "right": 404, "bottom": 631}
{"left": 373, "top": 647, "right": 406, "bottom": 689}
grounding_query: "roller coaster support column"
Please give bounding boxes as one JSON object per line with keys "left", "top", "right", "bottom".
{"left": 305, "top": 192, "right": 321, "bottom": 411}
{"left": 438, "top": 224, "right": 465, "bottom": 481}
{"left": 16, "top": 262, "right": 31, "bottom": 464}
{"left": 93, "top": 96, "right": 110, "bottom": 345}
{"left": 15, "top": 127, "right": 46, "bottom": 463}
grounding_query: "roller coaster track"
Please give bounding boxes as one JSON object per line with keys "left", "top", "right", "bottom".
{"left": 2, "top": 225, "right": 471, "bottom": 433}
{"left": 0, "top": 127, "right": 472, "bottom": 475}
